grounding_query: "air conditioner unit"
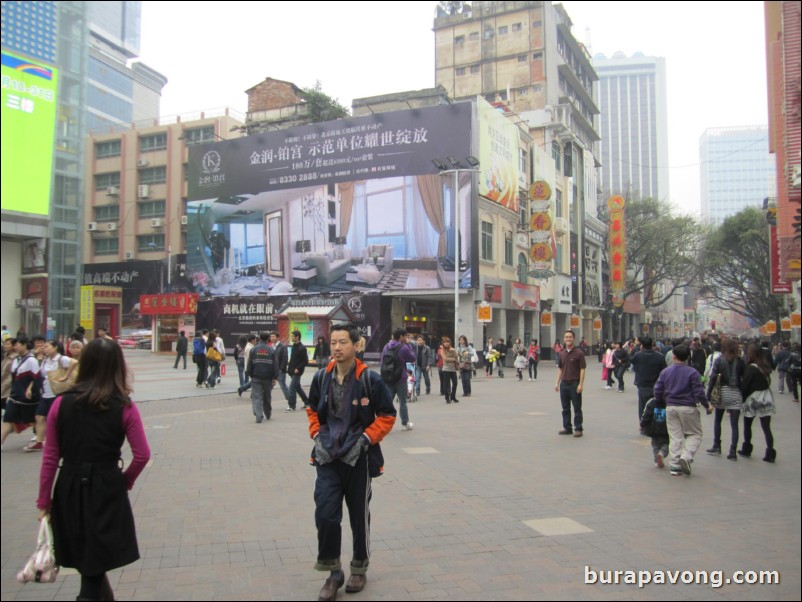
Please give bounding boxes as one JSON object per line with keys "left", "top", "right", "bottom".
{"left": 136, "top": 159, "right": 150, "bottom": 168}
{"left": 180, "top": 215, "right": 188, "bottom": 225}
{"left": 124, "top": 251, "right": 135, "bottom": 260}
{"left": 87, "top": 222, "right": 98, "bottom": 231}
{"left": 105, "top": 186, "right": 119, "bottom": 196}
{"left": 151, "top": 218, "right": 162, "bottom": 228}
{"left": 104, "top": 222, "right": 117, "bottom": 231}
{"left": 138, "top": 184, "right": 150, "bottom": 198}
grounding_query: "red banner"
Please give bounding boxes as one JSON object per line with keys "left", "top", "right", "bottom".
{"left": 140, "top": 293, "right": 199, "bottom": 315}
{"left": 770, "top": 224, "right": 792, "bottom": 294}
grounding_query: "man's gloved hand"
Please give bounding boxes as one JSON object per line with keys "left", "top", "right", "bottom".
{"left": 314, "top": 435, "right": 333, "bottom": 465}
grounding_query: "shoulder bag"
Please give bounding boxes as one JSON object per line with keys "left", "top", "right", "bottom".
{"left": 17, "top": 517, "right": 59, "bottom": 584}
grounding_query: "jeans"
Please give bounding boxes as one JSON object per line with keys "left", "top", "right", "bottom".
{"left": 637, "top": 386, "right": 654, "bottom": 422}
{"left": 460, "top": 369, "right": 471, "bottom": 396}
{"left": 414, "top": 365, "right": 431, "bottom": 395}
{"left": 614, "top": 365, "right": 626, "bottom": 391}
{"left": 237, "top": 360, "right": 249, "bottom": 388}
{"left": 287, "top": 373, "right": 309, "bottom": 409}
{"left": 651, "top": 438, "right": 669, "bottom": 463}
{"left": 528, "top": 359, "right": 538, "bottom": 380}
{"left": 173, "top": 351, "right": 187, "bottom": 369}
{"left": 251, "top": 378, "right": 272, "bottom": 421}
{"left": 711, "top": 408, "right": 741, "bottom": 449}
{"left": 276, "top": 371, "right": 290, "bottom": 402}
{"left": 443, "top": 371, "right": 458, "bottom": 401}
{"left": 559, "top": 381, "right": 583, "bottom": 432}
{"left": 206, "top": 361, "right": 220, "bottom": 387}
{"left": 389, "top": 378, "right": 410, "bottom": 425}
{"left": 195, "top": 355, "right": 207, "bottom": 385}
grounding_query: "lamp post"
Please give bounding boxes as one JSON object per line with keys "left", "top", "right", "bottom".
{"left": 432, "top": 156, "right": 480, "bottom": 346}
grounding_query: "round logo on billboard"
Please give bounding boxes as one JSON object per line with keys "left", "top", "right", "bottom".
{"left": 347, "top": 296, "right": 362, "bottom": 313}
{"left": 202, "top": 150, "right": 222, "bottom": 174}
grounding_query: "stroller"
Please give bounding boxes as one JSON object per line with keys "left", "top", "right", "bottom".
{"left": 406, "top": 362, "right": 417, "bottom": 403}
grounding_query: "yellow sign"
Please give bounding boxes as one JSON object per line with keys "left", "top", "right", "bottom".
{"left": 529, "top": 242, "right": 553, "bottom": 262}
{"left": 791, "top": 312, "right": 801, "bottom": 328}
{"left": 529, "top": 212, "right": 551, "bottom": 231}
{"left": 593, "top": 318, "right": 602, "bottom": 331}
{"left": 477, "top": 304, "right": 492, "bottom": 323}
{"left": 286, "top": 312, "right": 309, "bottom": 321}
{"left": 80, "top": 286, "right": 94, "bottom": 330}
{"left": 765, "top": 321, "right": 777, "bottom": 334}
{"left": 540, "top": 311, "right": 553, "bottom": 326}
{"left": 570, "top": 314, "right": 581, "bottom": 329}
{"left": 607, "top": 195, "right": 625, "bottom": 210}
{"left": 781, "top": 318, "right": 791, "bottom": 332}
{"left": 529, "top": 180, "right": 552, "bottom": 201}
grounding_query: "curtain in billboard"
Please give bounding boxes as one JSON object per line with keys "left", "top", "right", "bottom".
{"left": 349, "top": 183, "right": 368, "bottom": 256}
{"left": 338, "top": 181, "right": 355, "bottom": 240}
{"left": 407, "top": 178, "right": 437, "bottom": 258}
{"left": 416, "top": 175, "right": 446, "bottom": 256}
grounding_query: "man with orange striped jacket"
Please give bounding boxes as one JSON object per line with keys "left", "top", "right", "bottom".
{"left": 307, "top": 323, "right": 396, "bottom": 602}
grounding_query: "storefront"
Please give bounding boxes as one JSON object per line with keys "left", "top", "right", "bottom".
{"left": 139, "top": 293, "right": 199, "bottom": 352}
{"left": 80, "top": 285, "right": 123, "bottom": 340}
{"left": 273, "top": 296, "right": 356, "bottom": 365}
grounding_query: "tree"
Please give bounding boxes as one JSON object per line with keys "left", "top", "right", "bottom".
{"left": 698, "top": 207, "right": 782, "bottom": 326}
{"left": 299, "top": 81, "right": 349, "bottom": 123}
{"left": 600, "top": 198, "right": 704, "bottom": 308}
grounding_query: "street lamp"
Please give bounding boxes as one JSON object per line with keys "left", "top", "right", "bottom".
{"left": 432, "top": 156, "right": 480, "bottom": 346}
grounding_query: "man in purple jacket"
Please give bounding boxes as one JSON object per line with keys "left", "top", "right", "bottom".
{"left": 653, "top": 345, "right": 713, "bottom": 476}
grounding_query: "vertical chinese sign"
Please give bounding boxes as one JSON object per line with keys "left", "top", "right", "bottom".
{"left": 608, "top": 196, "right": 626, "bottom": 305}
{"left": 528, "top": 180, "right": 555, "bottom": 279}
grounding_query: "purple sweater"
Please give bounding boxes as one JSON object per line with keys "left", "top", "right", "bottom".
{"left": 653, "top": 363, "right": 709, "bottom": 409}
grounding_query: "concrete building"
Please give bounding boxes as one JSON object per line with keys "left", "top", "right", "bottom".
{"left": 699, "top": 125, "right": 776, "bottom": 225}
{"left": 594, "top": 52, "right": 669, "bottom": 203}
{"left": 433, "top": 0, "right": 604, "bottom": 348}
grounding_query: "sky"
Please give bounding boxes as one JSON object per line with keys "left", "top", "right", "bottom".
{"left": 138, "top": 1, "right": 769, "bottom": 216}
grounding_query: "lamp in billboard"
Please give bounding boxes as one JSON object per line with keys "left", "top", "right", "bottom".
{"left": 433, "top": 156, "right": 480, "bottom": 346}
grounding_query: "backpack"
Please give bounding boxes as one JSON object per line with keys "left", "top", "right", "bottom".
{"left": 381, "top": 345, "right": 403, "bottom": 385}
{"left": 193, "top": 338, "right": 204, "bottom": 355}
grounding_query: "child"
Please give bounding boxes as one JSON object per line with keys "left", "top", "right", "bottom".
{"left": 640, "top": 397, "right": 669, "bottom": 468}
{"left": 514, "top": 350, "right": 527, "bottom": 381}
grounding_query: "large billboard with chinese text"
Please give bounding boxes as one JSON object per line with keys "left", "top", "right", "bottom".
{"left": 185, "top": 103, "right": 477, "bottom": 297}
{"left": 477, "top": 97, "right": 520, "bottom": 213}
{"left": 1, "top": 51, "right": 58, "bottom": 216}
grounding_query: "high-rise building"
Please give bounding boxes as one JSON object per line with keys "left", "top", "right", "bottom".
{"left": 1, "top": 1, "right": 165, "bottom": 337}
{"left": 594, "top": 52, "right": 669, "bottom": 202}
{"left": 434, "top": 0, "right": 605, "bottom": 343}
{"left": 699, "top": 125, "right": 776, "bottom": 225}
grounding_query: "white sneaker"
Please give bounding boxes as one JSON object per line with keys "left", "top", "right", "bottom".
{"left": 604, "top": 386, "right": 612, "bottom": 390}
{"left": 528, "top": 378, "right": 532, "bottom": 381}
{"left": 402, "top": 422, "right": 414, "bottom": 431}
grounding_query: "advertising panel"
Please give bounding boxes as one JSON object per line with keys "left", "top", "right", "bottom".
{"left": 22, "top": 238, "right": 47, "bottom": 274}
{"left": 608, "top": 196, "right": 626, "bottom": 297}
{"left": 477, "top": 97, "right": 519, "bottom": 212}
{"left": 769, "top": 224, "right": 792, "bottom": 294}
{"left": 186, "top": 103, "right": 475, "bottom": 295}
{"left": 1, "top": 51, "right": 58, "bottom": 216}
{"left": 510, "top": 282, "right": 539, "bottom": 310}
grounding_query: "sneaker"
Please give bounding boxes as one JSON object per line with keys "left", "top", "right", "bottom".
{"left": 655, "top": 453, "right": 664, "bottom": 468}
{"left": 528, "top": 378, "right": 532, "bottom": 381}
{"left": 706, "top": 446, "right": 721, "bottom": 455}
{"left": 679, "top": 458, "right": 692, "bottom": 476}
{"left": 284, "top": 407, "right": 296, "bottom": 412}
{"left": 558, "top": 429, "right": 573, "bottom": 435}
{"left": 604, "top": 386, "right": 612, "bottom": 390}
{"left": 256, "top": 416, "right": 264, "bottom": 424}
{"left": 23, "top": 442, "right": 44, "bottom": 452}
{"left": 402, "top": 422, "right": 414, "bottom": 431}
{"left": 573, "top": 431, "right": 583, "bottom": 438}
{"left": 669, "top": 466, "right": 683, "bottom": 476}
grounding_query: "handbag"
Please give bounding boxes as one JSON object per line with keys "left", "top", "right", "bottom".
{"left": 47, "top": 362, "right": 75, "bottom": 396}
{"left": 709, "top": 373, "right": 722, "bottom": 404}
{"left": 206, "top": 347, "right": 222, "bottom": 362}
{"left": 17, "top": 517, "right": 59, "bottom": 584}
{"left": 601, "top": 366, "right": 609, "bottom": 381}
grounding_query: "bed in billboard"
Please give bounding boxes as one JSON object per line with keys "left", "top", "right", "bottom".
{"left": 186, "top": 103, "right": 476, "bottom": 298}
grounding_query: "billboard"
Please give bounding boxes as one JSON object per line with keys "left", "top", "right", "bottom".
{"left": 477, "top": 97, "right": 520, "bottom": 212}
{"left": 186, "top": 103, "right": 476, "bottom": 297}
{"left": 1, "top": 51, "right": 59, "bottom": 216}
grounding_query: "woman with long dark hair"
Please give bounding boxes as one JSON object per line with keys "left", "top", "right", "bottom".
{"left": 37, "top": 338, "right": 150, "bottom": 601}
{"left": 706, "top": 338, "right": 745, "bottom": 460}
{"left": 739, "top": 343, "right": 776, "bottom": 462}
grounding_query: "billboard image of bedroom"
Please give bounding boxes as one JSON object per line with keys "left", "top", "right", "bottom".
{"left": 185, "top": 103, "right": 477, "bottom": 297}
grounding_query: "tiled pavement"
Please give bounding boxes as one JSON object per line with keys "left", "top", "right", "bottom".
{"left": 1, "top": 351, "right": 800, "bottom": 600}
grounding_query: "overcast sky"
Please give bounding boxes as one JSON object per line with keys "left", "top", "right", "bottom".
{"left": 138, "top": 1, "right": 768, "bottom": 216}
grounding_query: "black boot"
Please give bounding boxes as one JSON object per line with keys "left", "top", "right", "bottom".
{"left": 726, "top": 445, "right": 737, "bottom": 460}
{"left": 738, "top": 443, "right": 753, "bottom": 457}
{"left": 706, "top": 443, "right": 721, "bottom": 455}
{"left": 763, "top": 449, "right": 776, "bottom": 463}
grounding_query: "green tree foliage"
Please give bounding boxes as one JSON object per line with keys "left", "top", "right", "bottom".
{"left": 300, "top": 81, "right": 349, "bottom": 123}
{"left": 601, "top": 198, "right": 704, "bottom": 308}
{"left": 698, "top": 207, "right": 782, "bottom": 325}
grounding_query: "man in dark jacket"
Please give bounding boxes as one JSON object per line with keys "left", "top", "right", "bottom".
{"left": 286, "top": 330, "right": 309, "bottom": 411}
{"left": 380, "top": 329, "right": 417, "bottom": 430}
{"left": 247, "top": 332, "right": 277, "bottom": 422}
{"left": 414, "top": 335, "right": 432, "bottom": 396}
{"left": 192, "top": 331, "right": 207, "bottom": 387}
{"left": 270, "top": 332, "right": 290, "bottom": 404}
{"left": 307, "top": 323, "right": 395, "bottom": 601}
{"left": 631, "top": 336, "right": 667, "bottom": 421}
{"left": 173, "top": 331, "right": 188, "bottom": 369}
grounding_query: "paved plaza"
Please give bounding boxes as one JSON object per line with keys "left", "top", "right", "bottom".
{"left": 2, "top": 349, "right": 800, "bottom": 600}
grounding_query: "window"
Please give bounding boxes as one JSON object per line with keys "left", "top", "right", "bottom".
{"left": 518, "top": 55, "right": 527, "bottom": 63}
{"left": 93, "top": 238, "right": 118, "bottom": 256}
{"left": 469, "top": 31, "right": 480, "bottom": 41}
{"left": 512, "top": 23, "right": 522, "bottom": 32}
{"left": 95, "top": 172, "right": 120, "bottom": 191}
{"left": 555, "top": 189, "right": 563, "bottom": 218}
{"left": 140, "top": 133, "right": 167, "bottom": 152}
{"left": 95, "top": 140, "right": 121, "bottom": 159}
{"left": 532, "top": 52, "right": 543, "bottom": 60}
{"left": 498, "top": 25, "right": 508, "bottom": 35}
{"left": 138, "top": 234, "right": 165, "bottom": 253}
{"left": 95, "top": 205, "right": 119, "bottom": 221}
{"left": 563, "top": 144, "right": 573, "bottom": 177}
{"left": 484, "top": 27, "right": 494, "bottom": 39}
{"left": 552, "top": 141, "right": 561, "bottom": 171}
{"left": 470, "top": 64, "right": 480, "bottom": 74}
{"left": 183, "top": 127, "right": 215, "bottom": 144}
{"left": 481, "top": 220, "right": 494, "bottom": 261}
{"left": 138, "top": 200, "right": 166, "bottom": 219}
{"left": 532, "top": 84, "right": 543, "bottom": 93}
{"left": 532, "top": 20, "right": 542, "bottom": 28}
{"left": 139, "top": 166, "right": 167, "bottom": 185}
{"left": 454, "top": 35, "right": 465, "bottom": 44}
{"left": 504, "top": 230, "right": 513, "bottom": 266}
{"left": 518, "top": 87, "right": 529, "bottom": 96}
{"left": 456, "top": 67, "right": 466, "bottom": 76}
